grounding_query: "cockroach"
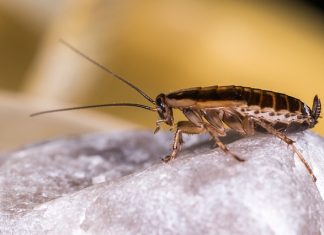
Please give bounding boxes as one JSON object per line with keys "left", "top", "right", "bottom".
{"left": 31, "top": 40, "right": 321, "bottom": 182}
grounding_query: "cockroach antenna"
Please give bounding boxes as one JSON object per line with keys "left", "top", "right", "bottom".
{"left": 59, "top": 39, "right": 155, "bottom": 104}
{"left": 30, "top": 103, "right": 156, "bottom": 117}
{"left": 30, "top": 39, "right": 158, "bottom": 117}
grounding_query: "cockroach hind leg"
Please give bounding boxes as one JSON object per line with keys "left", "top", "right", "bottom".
{"left": 252, "top": 117, "right": 316, "bottom": 182}
{"left": 291, "top": 144, "right": 317, "bottom": 182}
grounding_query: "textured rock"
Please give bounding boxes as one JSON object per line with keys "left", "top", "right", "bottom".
{"left": 0, "top": 131, "right": 323, "bottom": 235}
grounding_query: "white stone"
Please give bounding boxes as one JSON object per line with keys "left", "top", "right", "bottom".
{"left": 0, "top": 131, "right": 323, "bottom": 235}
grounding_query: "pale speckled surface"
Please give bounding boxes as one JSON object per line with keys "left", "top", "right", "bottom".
{"left": 0, "top": 131, "right": 323, "bottom": 235}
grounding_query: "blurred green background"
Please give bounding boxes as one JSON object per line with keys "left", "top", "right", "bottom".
{"left": 0, "top": 1, "right": 323, "bottom": 152}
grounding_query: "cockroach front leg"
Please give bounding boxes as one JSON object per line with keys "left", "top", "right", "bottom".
{"left": 251, "top": 116, "right": 316, "bottom": 182}
{"left": 162, "top": 121, "right": 205, "bottom": 162}
{"left": 154, "top": 119, "right": 166, "bottom": 134}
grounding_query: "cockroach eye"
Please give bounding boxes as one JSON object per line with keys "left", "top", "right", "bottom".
{"left": 156, "top": 94, "right": 166, "bottom": 112}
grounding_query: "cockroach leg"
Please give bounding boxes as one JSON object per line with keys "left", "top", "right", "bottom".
{"left": 290, "top": 145, "right": 316, "bottom": 182}
{"left": 162, "top": 121, "right": 204, "bottom": 162}
{"left": 242, "top": 116, "right": 255, "bottom": 136}
{"left": 203, "top": 123, "right": 245, "bottom": 162}
{"left": 252, "top": 117, "right": 316, "bottom": 182}
{"left": 163, "top": 120, "right": 245, "bottom": 163}
{"left": 154, "top": 120, "right": 163, "bottom": 134}
{"left": 162, "top": 129, "right": 182, "bottom": 163}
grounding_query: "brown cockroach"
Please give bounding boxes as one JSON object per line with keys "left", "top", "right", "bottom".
{"left": 32, "top": 40, "right": 321, "bottom": 182}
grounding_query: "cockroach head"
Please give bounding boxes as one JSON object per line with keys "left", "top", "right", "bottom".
{"left": 155, "top": 93, "right": 173, "bottom": 126}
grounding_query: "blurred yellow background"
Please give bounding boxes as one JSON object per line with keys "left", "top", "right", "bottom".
{"left": 0, "top": 1, "right": 323, "bottom": 152}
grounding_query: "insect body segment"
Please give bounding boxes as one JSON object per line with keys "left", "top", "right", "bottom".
{"left": 163, "top": 85, "right": 318, "bottom": 132}
{"left": 157, "top": 85, "right": 320, "bottom": 181}
{"left": 31, "top": 41, "right": 321, "bottom": 182}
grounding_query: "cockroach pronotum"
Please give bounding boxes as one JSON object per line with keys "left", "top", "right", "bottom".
{"left": 31, "top": 40, "right": 321, "bottom": 182}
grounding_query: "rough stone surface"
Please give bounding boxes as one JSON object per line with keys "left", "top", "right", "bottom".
{"left": 0, "top": 131, "right": 323, "bottom": 235}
